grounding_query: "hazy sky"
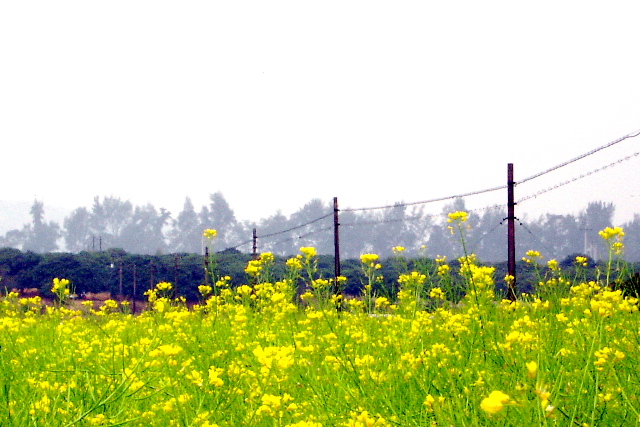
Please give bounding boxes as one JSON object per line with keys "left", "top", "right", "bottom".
{"left": 2, "top": 1, "right": 640, "bottom": 228}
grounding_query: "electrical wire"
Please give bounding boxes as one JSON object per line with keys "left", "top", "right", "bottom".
{"left": 341, "top": 185, "right": 507, "bottom": 213}
{"left": 517, "top": 151, "right": 640, "bottom": 204}
{"left": 256, "top": 212, "right": 333, "bottom": 239}
{"left": 518, "top": 128, "right": 640, "bottom": 185}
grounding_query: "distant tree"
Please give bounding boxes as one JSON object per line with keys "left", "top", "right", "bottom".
{"left": 119, "top": 204, "right": 170, "bottom": 254}
{"left": 470, "top": 208, "right": 507, "bottom": 262}
{"left": 622, "top": 213, "right": 640, "bottom": 263}
{"left": 579, "top": 201, "right": 615, "bottom": 260}
{"left": 202, "top": 192, "right": 244, "bottom": 250}
{"left": 427, "top": 224, "right": 458, "bottom": 259}
{"left": 89, "top": 196, "right": 133, "bottom": 249}
{"left": 526, "top": 213, "right": 582, "bottom": 260}
{"left": 287, "top": 198, "right": 333, "bottom": 255}
{"left": 368, "top": 203, "right": 422, "bottom": 258}
{"left": 336, "top": 209, "right": 369, "bottom": 259}
{"left": 168, "top": 197, "right": 203, "bottom": 254}
{"left": 427, "top": 198, "right": 472, "bottom": 259}
{"left": 22, "top": 200, "right": 60, "bottom": 253}
{"left": 0, "top": 229, "right": 26, "bottom": 250}
{"left": 63, "top": 207, "right": 92, "bottom": 252}
{"left": 255, "top": 211, "right": 292, "bottom": 256}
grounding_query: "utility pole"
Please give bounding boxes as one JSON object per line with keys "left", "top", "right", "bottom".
{"left": 132, "top": 264, "right": 137, "bottom": 314}
{"left": 333, "top": 196, "right": 342, "bottom": 311}
{"left": 507, "top": 163, "right": 517, "bottom": 300}
{"left": 150, "top": 259, "right": 155, "bottom": 289}
{"left": 118, "top": 259, "right": 123, "bottom": 300}
{"left": 204, "top": 247, "right": 210, "bottom": 285}
{"left": 252, "top": 228, "right": 258, "bottom": 260}
{"left": 333, "top": 197, "right": 341, "bottom": 280}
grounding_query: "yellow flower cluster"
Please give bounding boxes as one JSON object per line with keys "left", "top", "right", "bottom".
{"left": 203, "top": 229, "right": 217, "bottom": 239}
{"left": 360, "top": 253, "right": 380, "bottom": 266}
{"left": 522, "top": 250, "right": 543, "bottom": 263}
{"left": 156, "top": 282, "right": 173, "bottom": 291}
{"left": 599, "top": 226, "right": 624, "bottom": 240}
{"left": 299, "top": 247, "right": 317, "bottom": 259}
{"left": 480, "top": 390, "right": 511, "bottom": 414}
{"left": 397, "top": 271, "right": 426, "bottom": 286}
{"left": 245, "top": 260, "right": 262, "bottom": 276}
{"left": 344, "top": 410, "right": 390, "bottom": 427}
{"left": 51, "top": 278, "right": 70, "bottom": 294}
{"left": 447, "top": 211, "right": 469, "bottom": 223}
{"left": 286, "top": 257, "right": 303, "bottom": 270}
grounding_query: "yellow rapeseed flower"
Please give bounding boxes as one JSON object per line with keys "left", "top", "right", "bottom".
{"left": 286, "top": 257, "right": 303, "bottom": 270}
{"left": 260, "top": 252, "right": 275, "bottom": 263}
{"left": 481, "top": 390, "right": 511, "bottom": 414}
{"left": 437, "top": 264, "right": 450, "bottom": 276}
{"left": 599, "top": 226, "right": 624, "bottom": 241}
{"left": 360, "top": 254, "right": 380, "bottom": 265}
{"left": 575, "top": 256, "right": 588, "bottom": 267}
{"left": 156, "top": 282, "right": 173, "bottom": 291}
{"left": 198, "top": 285, "right": 213, "bottom": 296}
{"left": 523, "top": 250, "right": 543, "bottom": 263}
{"left": 203, "top": 229, "right": 217, "bottom": 239}
{"left": 447, "top": 211, "right": 468, "bottom": 223}
{"left": 51, "top": 278, "right": 70, "bottom": 293}
{"left": 375, "top": 297, "right": 390, "bottom": 309}
{"left": 300, "top": 247, "right": 317, "bottom": 259}
{"left": 547, "top": 259, "right": 560, "bottom": 271}
{"left": 526, "top": 361, "right": 538, "bottom": 379}
{"left": 429, "top": 287, "right": 446, "bottom": 300}
{"left": 285, "top": 422, "right": 323, "bottom": 427}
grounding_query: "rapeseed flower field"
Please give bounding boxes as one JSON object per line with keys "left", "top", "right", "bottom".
{"left": 1, "top": 218, "right": 639, "bottom": 426}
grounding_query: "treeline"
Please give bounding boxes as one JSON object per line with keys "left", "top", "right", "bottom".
{"left": 1, "top": 193, "right": 639, "bottom": 262}
{"left": 0, "top": 246, "right": 614, "bottom": 302}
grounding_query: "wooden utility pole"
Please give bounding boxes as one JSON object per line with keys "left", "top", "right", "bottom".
{"left": 507, "top": 163, "right": 517, "bottom": 300}
{"left": 174, "top": 254, "right": 179, "bottom": 295}
{"left": 333, "top": 197, "right": 341, "bottom": 281}
{"left": 132, "top": 264, "right": 137, "bottom": 314}
{"left": 118, "top": 260, "right": 123, "bottom": 300}
{"left": 204, "top": 247, "right": 210, "bottom": 285}
{"left": 252, "top": 228, "right": 258, "bottom": 260}
{"left": 333, "top": 197, "right": 342, "bottom": 311}
{"left": 150, "top": 260, "right": 155, "bottom": 288}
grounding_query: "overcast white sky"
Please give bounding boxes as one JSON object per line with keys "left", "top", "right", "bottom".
{"left": 2, "top": 1, "right": 640, "bottom": 229}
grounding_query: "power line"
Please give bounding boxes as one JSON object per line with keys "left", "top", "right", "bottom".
{"left": 516, "top": 220, "right": 559, "bottom": 259}
{"left": 256, "top": 212, "right": 333, "bottom": 239}
{"left": 517, "top": 151, "right": 640, "bottom": 204}
{"left": 228, "top": 239, "right": 253, "bottom": 250}
{"left": 518, "top": 128, "right": 640, "bottom": 185}
{"left": 266, "top": 226, "right": 334, "bottom": 248}
{"left": 341, "top": 185, "right": 507, "bottom": 213}
{"left": 340, "top": 204, "right": 507, "bottom": 228}
{"left": 468, "top": 220, "right": 506, "bottom": 254}
{"left": 341, "top": 214, "right": 425, "bottom": 228}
